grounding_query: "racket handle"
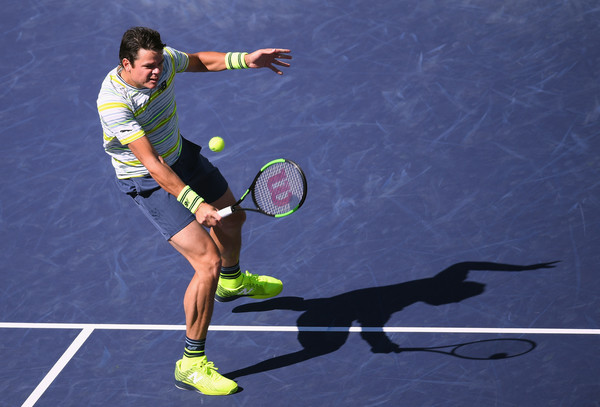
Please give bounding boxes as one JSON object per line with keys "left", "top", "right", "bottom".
{"left": 217, "top": 206, "right": 233, "bottom": 218}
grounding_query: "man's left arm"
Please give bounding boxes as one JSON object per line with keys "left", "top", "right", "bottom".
{"left": 186, "top": 48, "right": 291, "bottom": 74}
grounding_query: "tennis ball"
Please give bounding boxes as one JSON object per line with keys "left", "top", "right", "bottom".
{"left": 209, "top": 136, "right": 225, "bottom": 152}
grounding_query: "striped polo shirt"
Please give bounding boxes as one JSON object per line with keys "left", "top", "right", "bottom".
{"left": 97, "top": 47, "right": 190, "bottom": 179}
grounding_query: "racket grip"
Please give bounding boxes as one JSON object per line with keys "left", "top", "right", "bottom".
{"left": 217, "top": 206, "right": 233, "bottom": 218}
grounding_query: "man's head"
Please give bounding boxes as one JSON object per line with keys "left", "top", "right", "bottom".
{"left": 119, "top": 27, "right": 166, "bottom": 89}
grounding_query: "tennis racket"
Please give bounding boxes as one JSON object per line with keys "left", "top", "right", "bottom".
{"left": 218, "top": 158, "right": 307, "bottom": 218}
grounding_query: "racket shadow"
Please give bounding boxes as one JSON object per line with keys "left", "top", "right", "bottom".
{"left": 224, "top": 261, "right": 557, "bottom": 379}
{"left": 400, "top": 338, "right": 537, "bottom": 360}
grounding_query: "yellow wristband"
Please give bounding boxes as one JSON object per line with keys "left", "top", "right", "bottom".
{"left": 177, "top": 185, "right": 204, "bottom": 214}
{"left": 225, "top": 52, "right": 249, "bottom": 70}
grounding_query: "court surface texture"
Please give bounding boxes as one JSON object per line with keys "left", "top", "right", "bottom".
{"left": 1, "top": 1, "right": 599, "bottom": 406}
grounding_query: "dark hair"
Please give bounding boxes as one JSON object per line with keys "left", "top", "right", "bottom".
{"left": 119, "top": 27, "right": 166, "bottom": 67}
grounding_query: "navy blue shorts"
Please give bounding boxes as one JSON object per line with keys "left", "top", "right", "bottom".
{"left": 115, "top": 137, "right": 229, "bottom": 240}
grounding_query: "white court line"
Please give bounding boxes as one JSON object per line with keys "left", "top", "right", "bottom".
{"left": 1, "top": 322, "right": 599, "bottom": 335}
{"left": 21, "top": 327, "right": 94, "bottom": 407}
{"left": 6, "top": 323, "right": 598, "bottom": 406}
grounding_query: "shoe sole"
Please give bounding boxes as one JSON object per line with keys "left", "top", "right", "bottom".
{"left": 214, "top": 294, "right": 271, "bottom": 303}
{"left": 175, "top": 380, "right": 238, "bottom": 396}
{"left": 214, "top": 288, "right": 283, "bottom": 303}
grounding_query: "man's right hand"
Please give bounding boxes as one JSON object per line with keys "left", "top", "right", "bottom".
{"left": 194, "top": 202, "right": 222, "bottom": 228}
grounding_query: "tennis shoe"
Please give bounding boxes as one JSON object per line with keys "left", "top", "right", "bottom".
{"left": 215, "top": 271, "right": 283, "bottom": 303}
{"left": 174, "top": 357, "right": 238, "bottom": 396}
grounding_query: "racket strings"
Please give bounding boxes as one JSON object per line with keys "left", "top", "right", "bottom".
{"left": 253, "top": 162, "right": 306, "bottom": 216}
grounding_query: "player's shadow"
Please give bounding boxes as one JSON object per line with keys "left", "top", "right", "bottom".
{"left": 225, "top": 261, "right": 558, "bottom": 379}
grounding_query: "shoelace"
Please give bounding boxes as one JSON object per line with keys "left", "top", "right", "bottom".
{"left": 243, "top": 271, "right": 266, "bottom": 289}
{"left": 188, "top": 359, "right": 218, "bottom": 372}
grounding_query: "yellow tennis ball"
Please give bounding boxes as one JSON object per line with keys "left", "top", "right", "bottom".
{"left": 209, "top": 136, "right": 225, "bottom": 152}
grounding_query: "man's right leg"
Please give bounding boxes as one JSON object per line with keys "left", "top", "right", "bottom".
{"left": 169, "top": 220, "right": 238, "bottom": 395}
{"left": 169, "top": 220, "right": 220, "bottom": 339}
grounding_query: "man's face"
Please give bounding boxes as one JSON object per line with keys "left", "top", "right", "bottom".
{"left": 122, "top": 48, "right": 164, "bottom": 89}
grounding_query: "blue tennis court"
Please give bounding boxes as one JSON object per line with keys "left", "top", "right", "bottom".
{"left": 2, "top": 1, "right": 599, "bottom": 406}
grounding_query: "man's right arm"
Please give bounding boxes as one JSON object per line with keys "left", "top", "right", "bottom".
{"left": 127, "top": 136, "right": 185, "bottom": 197}
{"left": 127, "top": 136, "right": 221, "bottom": 226}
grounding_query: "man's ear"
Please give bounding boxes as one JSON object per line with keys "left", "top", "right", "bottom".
{"left": 122, "top": 58, "right": 132, "bottom": 71}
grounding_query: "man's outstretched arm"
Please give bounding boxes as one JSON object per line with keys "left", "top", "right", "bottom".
{"left": 185, "top": 48, "right": 291, "bottom": 74}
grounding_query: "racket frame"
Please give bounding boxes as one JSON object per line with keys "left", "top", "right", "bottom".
{"left": 217, "top": 158, "right": 307, "bottom": 218}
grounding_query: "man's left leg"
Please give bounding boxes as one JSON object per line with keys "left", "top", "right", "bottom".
{"left": 208, "top": 187, "right": 245, "bottom": 268}
{"left": 208, "top": 187, "right": 283, "bottom": 302}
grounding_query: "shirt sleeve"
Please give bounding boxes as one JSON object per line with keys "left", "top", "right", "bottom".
{"left": 164, "top": 46, "right": 189, "bottom": 73}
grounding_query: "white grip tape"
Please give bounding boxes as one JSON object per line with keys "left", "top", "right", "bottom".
{"left": 217, "top": 206, "right": 233, "bottom": 218}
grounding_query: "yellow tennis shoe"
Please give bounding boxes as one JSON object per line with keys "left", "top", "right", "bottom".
{"left": 174, "top": 356, "right": 237, "bottom": 396}
{"left": 215, "top": 271, "right": 283, "bottom": 303}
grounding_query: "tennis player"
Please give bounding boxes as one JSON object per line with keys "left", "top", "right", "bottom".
{"left": 97, "top": 26, "right": 291, "bottom": 396}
